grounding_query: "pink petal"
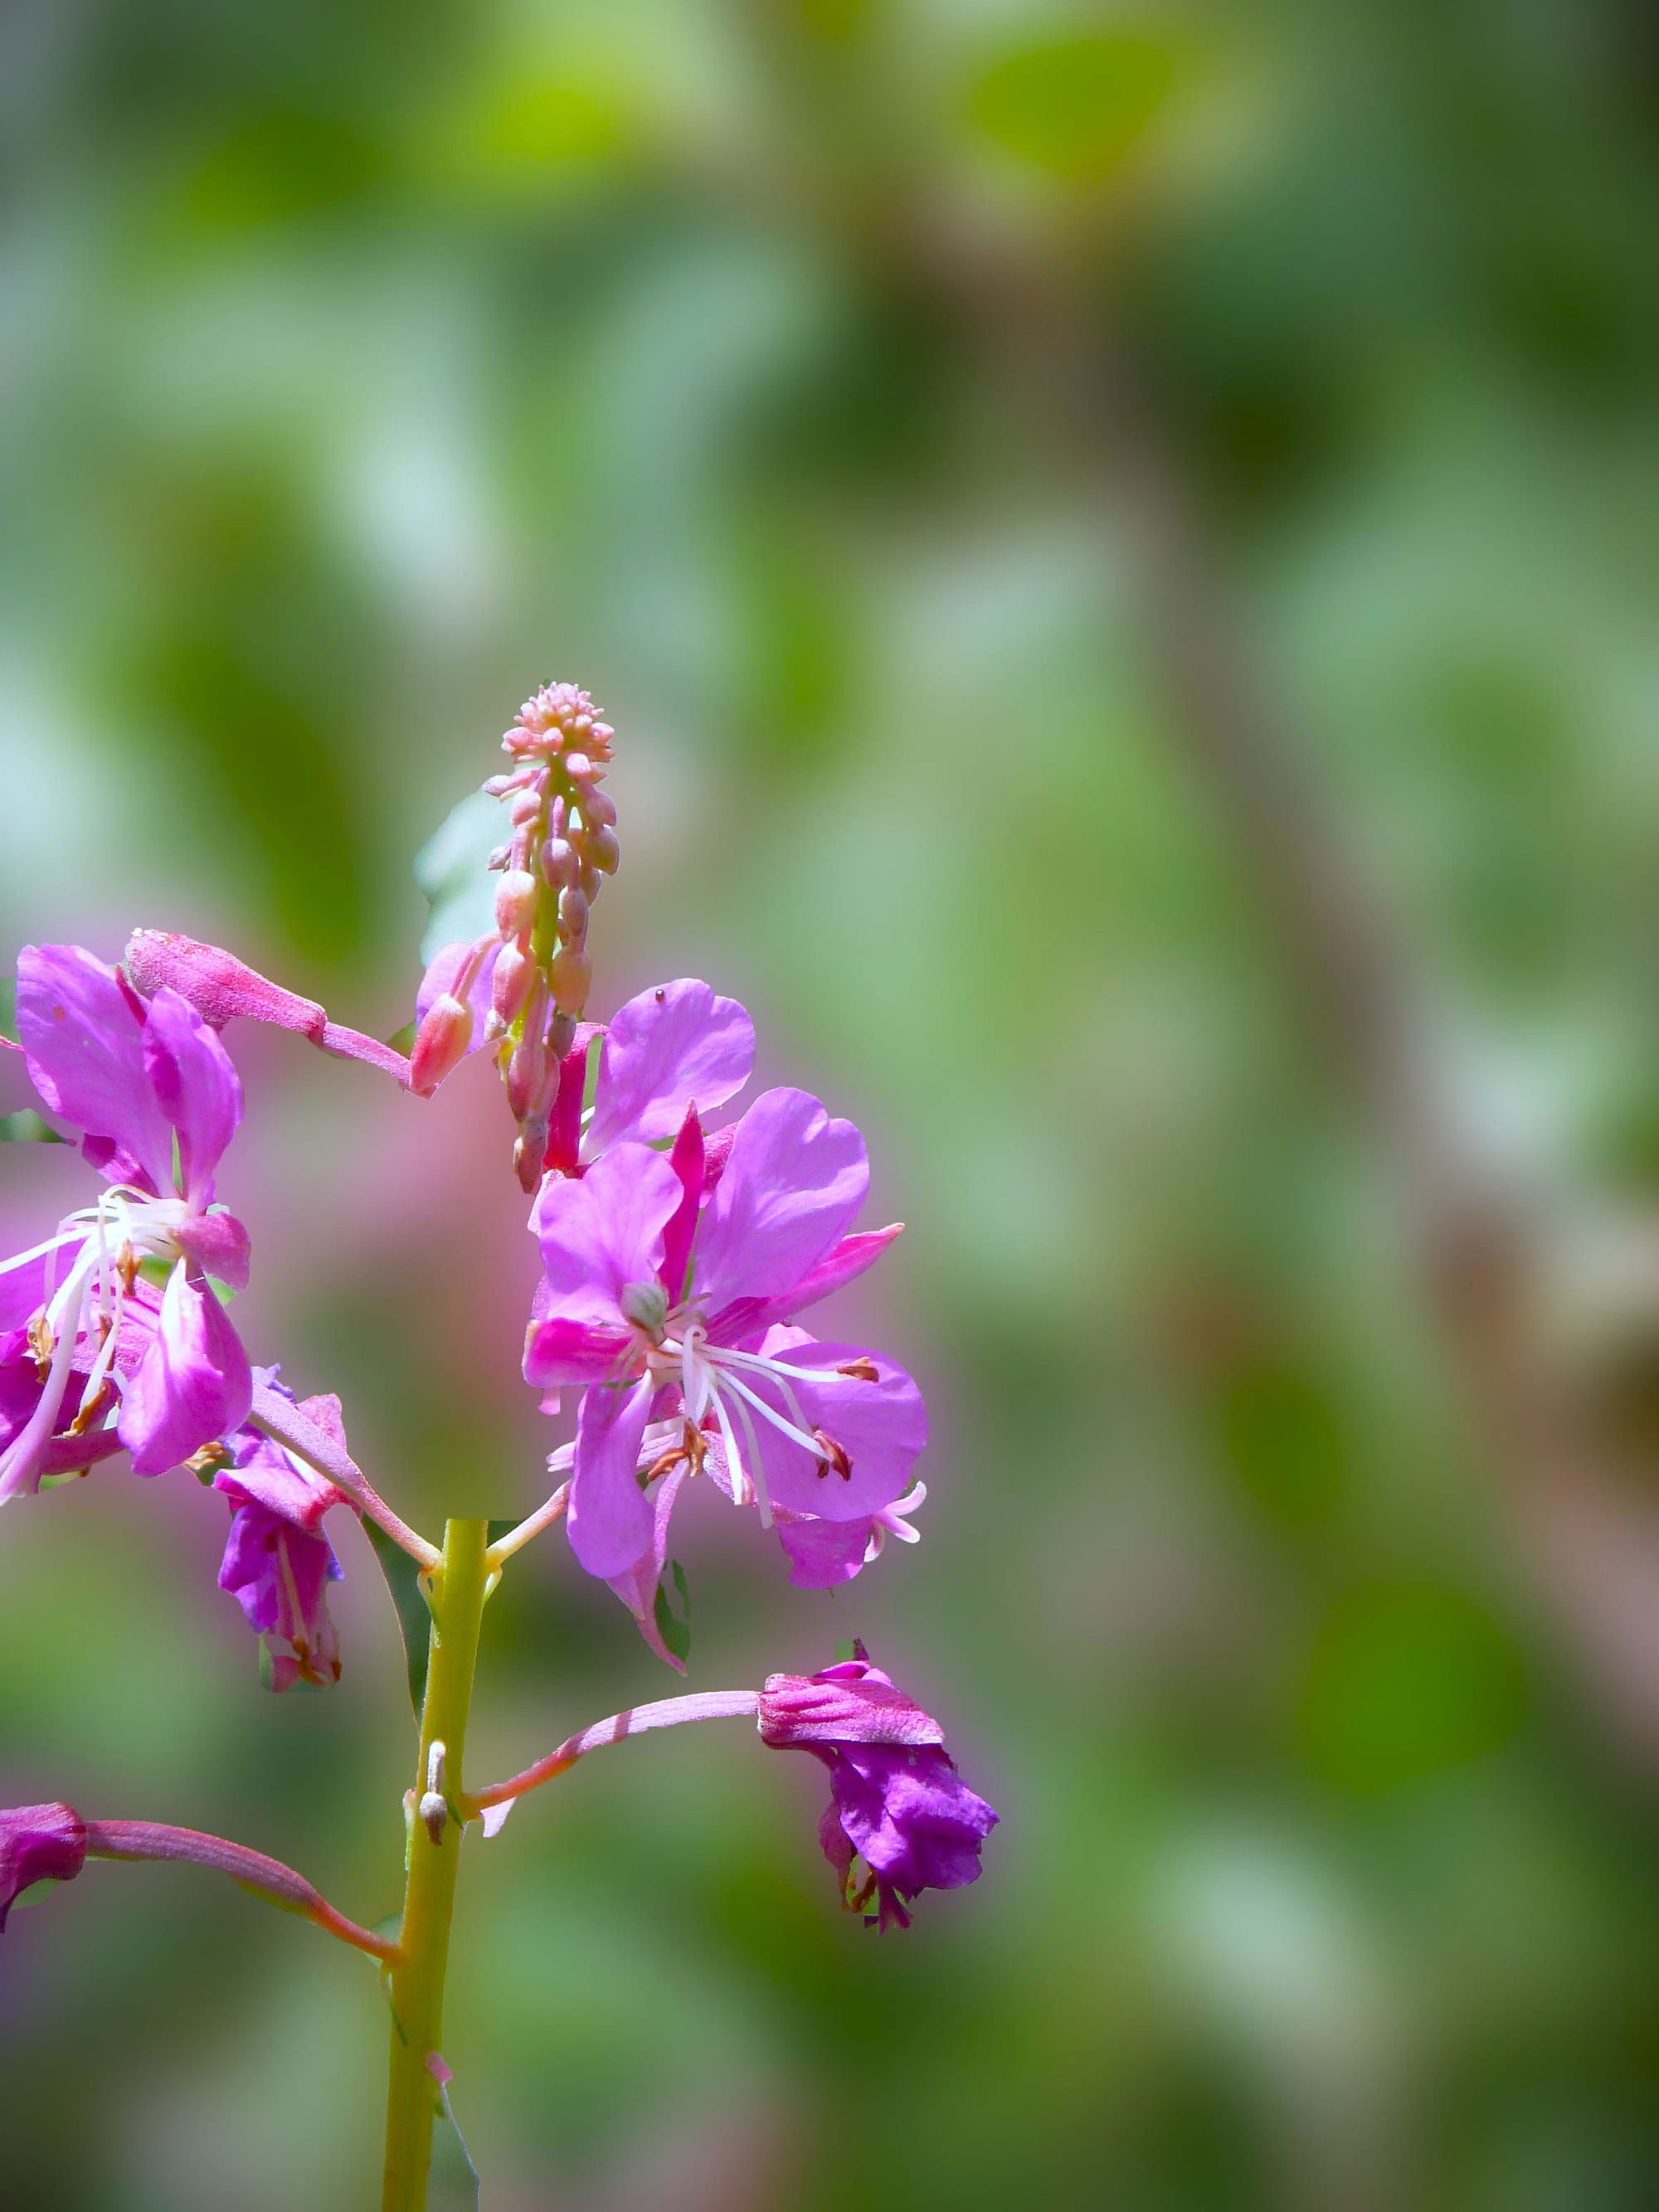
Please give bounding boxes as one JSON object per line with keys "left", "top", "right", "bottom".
{"left": 16, "top": 945, "right": 173, "bottom": 1191}
{"left": 606, "top": 1462, "right": 690, "bottom": 1671}
{"left": 693, "top": 1089, "right": 868, "bottom": 1310}
{"left": 529, "top": 1141, "right": 682, "bottom": 1354}
{"left": 171, "top": 1208, "right": 251, "bottom": 1291}
{"left": 729, "top": 1336, "right": 927, "bottom": 1521}
{"left": 567, "top": 1376, "right": 657, "bottom": 1579}
{"left": 118, "top": 1266, "right": 253, "bottom": 1476}
{"left": 141, "top": 989, "right": 243, "bottom": 1203}
{"left": 712, "top": 1223, "right": 903, "bottom": 1344}
{"left": 583, "top": 980, "right": 754, "bottom": 1157}
{"left": 775, "top": 1514, "right": 876, "bottom": 1589}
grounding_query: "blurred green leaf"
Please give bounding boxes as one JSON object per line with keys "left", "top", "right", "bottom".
{"left": 0, "top": 1111, "right": 65, "bottom": 1144}
{"left": 365, "top": 1520, "right": 435, "bottom": 1723}
{"left": 965, "top": 26, "right": 1194, "bottom": 182}
{"left": 414, "top": 790, "right": 500, "bottom": 966}
{"left": 429, "top": 2074, "right": 479, "bottom": 2210}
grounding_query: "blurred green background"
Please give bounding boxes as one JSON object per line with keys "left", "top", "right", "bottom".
{"left": 2, "top": 2, "right": 1657, "bottom": 2207}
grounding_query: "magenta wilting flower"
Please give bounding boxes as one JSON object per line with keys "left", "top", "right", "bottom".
{"left": 212, "top": 1376, "right": 353, "bottom": 1691}
{"left": 524, "top": 1082, "right": 918, "bottom": 1582}
{"left": 0, "top": 1802, "right": 87, "bottom": 1929}
{"left": 0, "top": 946, "right": 253, "bottom": 1500}
{"left": 758, "top": 1646, "right": 998, "bottom": 1931}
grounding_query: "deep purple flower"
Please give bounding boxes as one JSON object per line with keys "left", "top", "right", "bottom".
{"left": 214, "top": 1382, "right": 353, "bottom": 1691}
{"left": 0, "top": 1801, "right": 87, "bottom": 1930}
{"left": 0, "top": 946, "right": 253, "bottom": 1499}
{"left": 758, "top": 1646, "right": 998, "bottom": 1931}
{"left": 524, "top": 1082, "right": 917, "bottom": 1581}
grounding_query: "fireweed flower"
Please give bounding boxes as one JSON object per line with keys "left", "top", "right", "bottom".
{"left": 758, "top": 1646, "right": 998, "bottom": 1931}
{"left": 0, "top": 947, "right": 253, "bottom": 1500}
{"left": 465, "top": 1645, "right": 997, "bottom": 1934}
{"left": 212, "top": 1376, "right": 353, "bottom": 1691}
{"left": 524, "top": 1085, "right": 922, "bottom": 1581}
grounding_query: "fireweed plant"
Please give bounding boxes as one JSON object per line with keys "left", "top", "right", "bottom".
{"left": 0, "top": 684, "right": 997, "bottom": 2208}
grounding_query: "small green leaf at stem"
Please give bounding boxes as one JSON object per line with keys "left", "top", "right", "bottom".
{"left": 654, "top": 1558, "right": 692, "bottom": 1665}
{"left": 0, "top": 975, "right": 16, "bottom": 1042}
{"left": 365, "top": 1519, "right": 438, "bottom": 1721}
{"left": 428, "top": 2077, "right": 480, "bottom": 2210}
{"left": 0, "top": 1109, "right": 65, "bottom": 1144}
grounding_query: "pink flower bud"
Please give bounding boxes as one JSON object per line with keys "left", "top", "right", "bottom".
{"left": 408, "top": 994, "right": 475, "bottom": 1097}
{"left": 563, "top": 751, "right": 592, "bottom": 782}
{"left": 579, "top": 862, "right": 603, "bottom": 901}
{"left": 547, "top": 1011, "right": 577, "bottom": 1063}
{"left": 491, "top": 942, "right": 535, "bottom": 1028}
{"left": 586, "top": 824, "right": 620, "bottom": 875}
{"left": 541, "top": 836, "right": 577, "bottom": 889}
{"left": 579, "top": 785, "right": 617, "bottom": 830}
{"left": 549, "top": 946, "right": 591, "bottom": 1016}
{"left": 509, "top": 789, "right": 543, "bottom": 828}
{"left": 556, "top": 886, "right": 589, "bottom": 949}
{"left": 486, "top": 843, "right": 511, "bottom": 872}
{"left": 494, "top": 869, "right": 538, "bottom": 939}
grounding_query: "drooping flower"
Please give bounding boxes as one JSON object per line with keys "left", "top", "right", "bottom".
{"left": 758, "top": 1646, "right": 998, "bottom": 1931}
{"left": 0, "top": 1801, "right": 87, "bottom": 1930}
{"left": 524, "top": 1085, "right": 918, "bottom": 1582}
{"left": 212, "top": 1377, "right": 353, "bottom": 1691}
{"left": 0, "top": 947, "right": 254, "bottom": 1500}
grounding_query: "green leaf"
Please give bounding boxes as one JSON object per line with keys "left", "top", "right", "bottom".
{"left": 414, "top": 788, "right": 500, "bottom": 966}
{"left": 0, "top": 1110, "right": 66, "bottom": 1144}
{"left": 365, "top": 1519, "right": 435, "bottom": 1722}
{"left": 966, "top": 27, "right": 1195, "bottom": 183}
{"left": 653, "top": 1558, "right": 692, "bottom": 1665}
{"left": 0, "top": 975, "right": 15, "bottom": 1043}
{"left": 834, "top": 1637, "right": 860, "bottom": 1665}
{"left": 428, "top": 2073, "right": 480, "bottom": 2210}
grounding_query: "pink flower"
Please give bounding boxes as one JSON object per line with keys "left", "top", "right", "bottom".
{"left": 758, "top": 1646, "right": 998, "bottom": 1931}
{"left": 0, "top": 947, "right": 254, "bottom": 1499}
{"left": 524, "top": 1085, "right": 916, "bottom": 1580}
{"left": 0, "top": 1801, "right": 87, "bottom": 1929}
{"left": 213, "top": 1377, "right": 353, "bottom": 1691}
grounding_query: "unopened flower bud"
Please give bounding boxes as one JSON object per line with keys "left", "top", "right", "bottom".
{"left": 504, "top": 978, "right": 552, "bottom": 1117}
{"left": 563, "top": 752, "right": 592, "bottom": 782}
{"left": 494, "top": 869, "right": 538, "bottom": 939}
{"left": 586, "top": 824, "right": 620, "bottom": 875}
{"left": 578, "top": 785, "right": 616, "bottom": 830}
{"left": 579, "top": 862, "right": 602, "bottom": 901}
{"left": 491, "top": 942, "right": 535, "bottom": 1028}
{"left": 547, "top": 1012, "right": 577, "bottom": 1062}
{"left": 510, "top": 789, "right": 543, "bottom": 828}
{"left": 486, "top": 843, "right": 511, "bottom": 872}
{"left": 513, "top": 1124, "right": 547, "bottom": 1190}
{"left": 408, "top": 994, "right": 475, "bottom": 1097}
{"left": 541, "top": 836, "right": 577, "bottom": 889}
{"left": 556, "top": 886, "right": 589, "bottom": 948}
{"left": 549, "top": 946, "right": 591, "bottom": 1016}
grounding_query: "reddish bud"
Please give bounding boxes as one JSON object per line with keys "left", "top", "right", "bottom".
{"left": 408, "top": 994, "right": 475, "bottom": 1097}
{"left": 578, "top": 785, "right": 616, "bottom": 830}
{"left": 586, "top": 825, "right": 620, "bottom": 875}
{"left": 541, "top": 836, "right": 577, "bottom": 889}
{"left": 491, "top": 942, "right": 535, "bottom": 1028}
{"left": 494, "top": 869, "right": 538, "bottom": 939}
{"left": 556, "top": 886, "right": 589, "bottom": 948}
{"left": 549, "top": 946, "right": 591, "bottom": 1016}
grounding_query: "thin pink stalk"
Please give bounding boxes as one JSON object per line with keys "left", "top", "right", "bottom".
{"left": 251, "top": 1381, "right": 441, "bottom": 1569}
{"left": 467, "top": 1691, "right": 761, "bottom": 1828}
{"left": 82, "top": 1821, "right": 398, "bottom": 1962}
{"left": 484, "top": 1471, "right": 572, "bottom": 1566}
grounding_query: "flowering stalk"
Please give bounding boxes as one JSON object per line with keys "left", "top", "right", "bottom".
{"left": 380, "top": 1518, "right": 491, "bottom": 2212}
{"left": 0, "top": 678, "right": 999, "bottom": 2200}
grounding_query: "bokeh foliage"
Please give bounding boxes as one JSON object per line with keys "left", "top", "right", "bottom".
{"left": 1, "top": 3, "right": 1656, "bottom": 2208}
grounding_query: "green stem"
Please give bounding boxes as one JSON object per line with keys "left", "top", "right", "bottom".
{"left": 381, "top": 1519, "right": 491, "bottom": 2212}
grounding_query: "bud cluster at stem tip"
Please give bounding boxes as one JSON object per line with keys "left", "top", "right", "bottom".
{"left": 409, "top": 683, "right": 620, "bottom": 1188}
